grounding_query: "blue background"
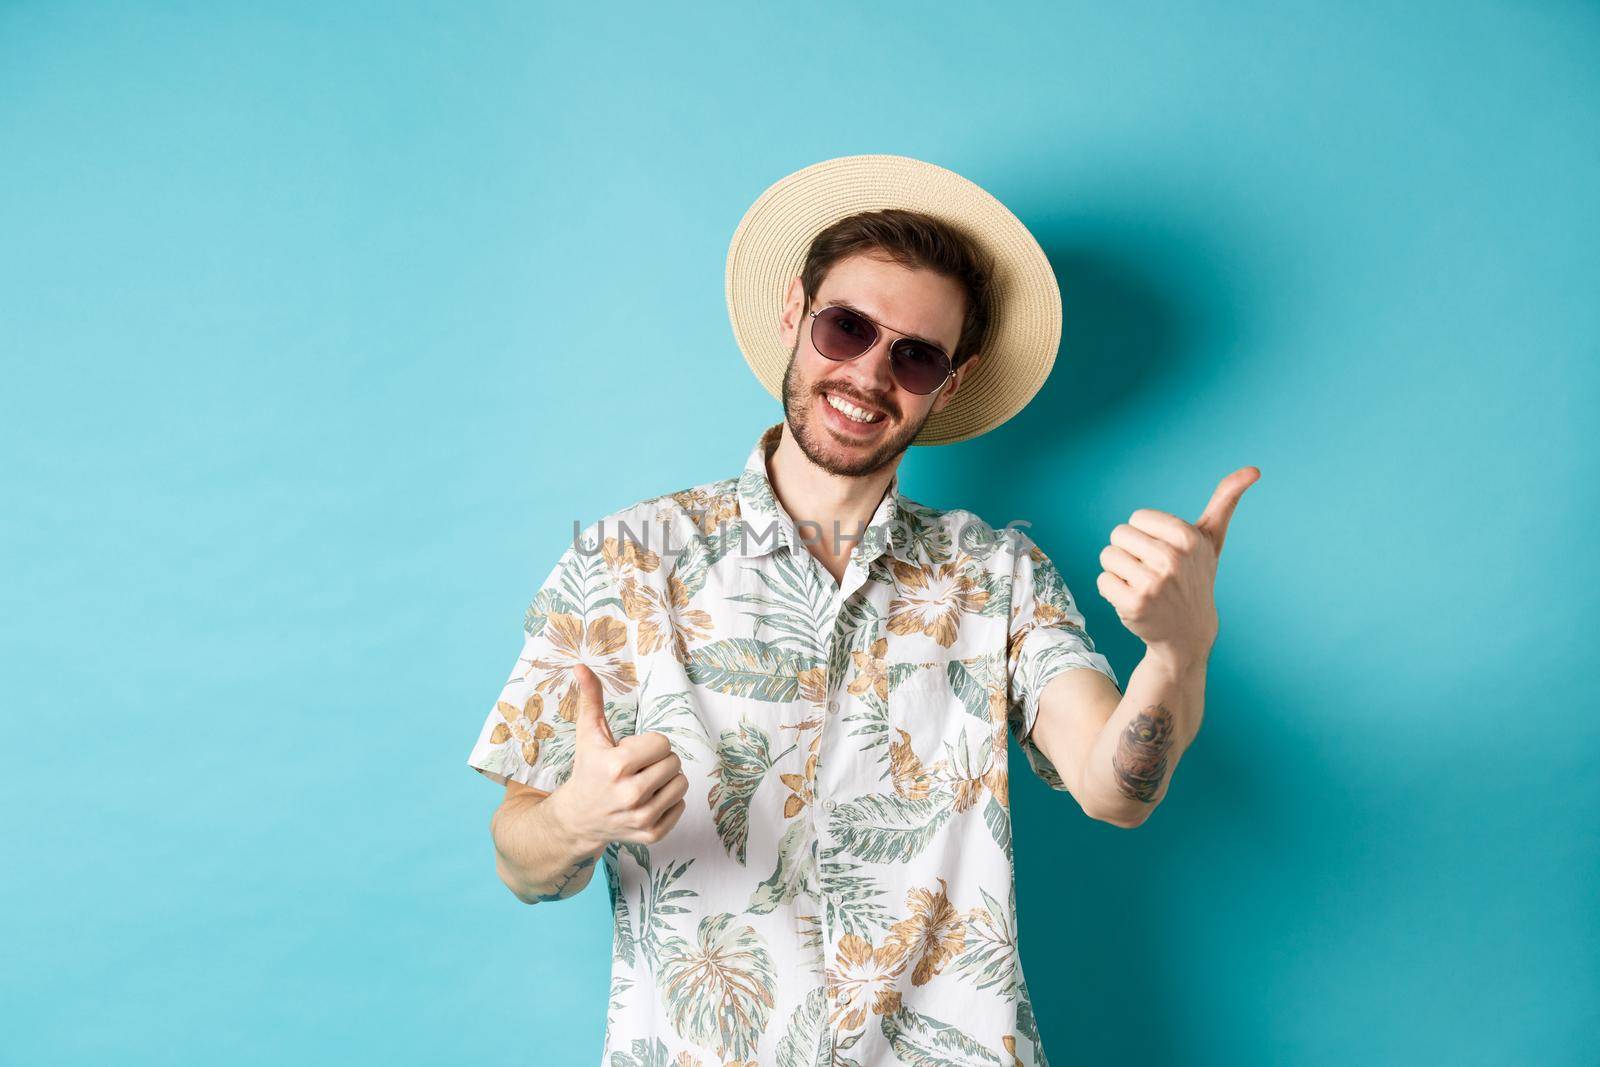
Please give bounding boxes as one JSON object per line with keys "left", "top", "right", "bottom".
{"left": 4, "top": 3, "right": 1596, "bottom": 1064}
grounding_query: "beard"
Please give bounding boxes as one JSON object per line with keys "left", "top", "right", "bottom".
{"left": 780, "top": 333, "right": 929, "bottom": 478}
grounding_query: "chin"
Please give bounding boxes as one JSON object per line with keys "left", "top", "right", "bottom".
{"left": 791, "top": 398, "right": 920, "bottom": 478}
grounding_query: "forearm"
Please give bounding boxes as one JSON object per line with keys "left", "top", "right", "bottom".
{"left": 1077, "top": 650, "right": 1207, "bottom": 827}
{"left": 490, "top": 786, "right": 606, "bottom": 905}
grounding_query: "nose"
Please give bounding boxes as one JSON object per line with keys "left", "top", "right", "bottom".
{"left": 833, "top": 332, "right": 899, "bottom": 396}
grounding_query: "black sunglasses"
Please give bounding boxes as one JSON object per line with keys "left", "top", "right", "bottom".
{"left": 806, "top": 304, "right": 955, "bottom": 395}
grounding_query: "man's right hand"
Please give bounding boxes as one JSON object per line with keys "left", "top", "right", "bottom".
{"left": 547, "top": 663, "right": 689, "bottom": 856}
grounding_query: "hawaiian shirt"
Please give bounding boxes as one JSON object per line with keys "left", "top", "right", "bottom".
{"left": 467, "top": 421, "right": 1122, "bottom": 1067}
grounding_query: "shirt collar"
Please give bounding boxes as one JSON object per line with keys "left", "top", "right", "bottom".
{"left": 731, "top": 422, "right": 919, "bottom": 567}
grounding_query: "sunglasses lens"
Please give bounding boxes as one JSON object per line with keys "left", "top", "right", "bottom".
{"left": 890, "top": 340, "right": 952, "bottom": 394}
{"left": 812, "top": 306, "right": 875, "bottom": 360}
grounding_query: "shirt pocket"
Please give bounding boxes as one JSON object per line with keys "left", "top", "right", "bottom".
{"left": 886, "top": 666, "right": 994, "bottom": 795}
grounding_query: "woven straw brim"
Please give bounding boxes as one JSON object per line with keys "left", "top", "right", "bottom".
{"left": 725, "top": 154, "right": 1061, "bottom": 446}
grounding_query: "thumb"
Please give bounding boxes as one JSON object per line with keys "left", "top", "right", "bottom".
{"left": 573, "top": 664, "right": 616, "bottom": 749}
{"left": 1196, "top": 466, "right": 1260, "bottom": 557}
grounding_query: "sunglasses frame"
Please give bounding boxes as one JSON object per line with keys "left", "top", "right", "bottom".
{"left": 806, "top": 304, "right": 955, "bottom": 396}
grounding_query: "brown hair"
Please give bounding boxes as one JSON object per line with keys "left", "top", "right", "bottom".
{"left": 799, "top": 208, "right": 995, "bottom": 369}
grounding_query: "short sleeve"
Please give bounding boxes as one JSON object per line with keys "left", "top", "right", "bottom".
{"left": 1004, "top": 528, "right": 1122, "bottom": 791}
{"left": 466, "top": 522, "right": 640, "bottom": 791}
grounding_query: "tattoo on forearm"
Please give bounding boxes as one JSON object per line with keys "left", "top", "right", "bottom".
{"left": 1112, "top": 704, "right": 1175, "bottom": 803}
{"left": 531, "top": 853, "right": 597, "bottom": 903}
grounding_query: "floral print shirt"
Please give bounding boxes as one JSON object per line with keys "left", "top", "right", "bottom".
{"left": 467, "top": 421, "right": 1122, "bottom": 1067}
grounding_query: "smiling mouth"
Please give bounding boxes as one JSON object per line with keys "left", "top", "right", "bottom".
{"left": 822, "top": 390, "right": 888, "bottom": 425}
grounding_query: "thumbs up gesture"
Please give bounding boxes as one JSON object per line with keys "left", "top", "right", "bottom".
{"left": 547, "top": 664, "right": 690, "bottom": 855}
{"left": 1095, "top": 466, "right": 1260, "bottom": 667}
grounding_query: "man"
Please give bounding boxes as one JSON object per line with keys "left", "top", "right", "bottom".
{"left": 466, "top": 155, "right": 1258, "bottom": 1066}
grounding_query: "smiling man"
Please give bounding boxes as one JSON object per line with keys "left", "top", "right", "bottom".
{"left": 467, "top": 154, "right": 1257, "bottom": 1067}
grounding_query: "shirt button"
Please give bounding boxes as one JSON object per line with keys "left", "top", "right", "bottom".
{"left": 824, "top": 798, "right": 837, "bottom": 813}
{"left": 827, "top": 699, "right": 839, "bottom": 713}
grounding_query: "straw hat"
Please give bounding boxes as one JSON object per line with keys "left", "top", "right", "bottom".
{"left": 724, "top": 153, "right": 1062, "bottom": 446}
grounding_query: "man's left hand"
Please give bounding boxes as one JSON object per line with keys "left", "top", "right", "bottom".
{"left": 1096, "top": 466, "right": 1261, "bottom": 665}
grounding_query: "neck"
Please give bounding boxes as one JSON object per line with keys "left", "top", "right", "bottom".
{"left": 766, "top": 422, "right": 898, "bottom": 562}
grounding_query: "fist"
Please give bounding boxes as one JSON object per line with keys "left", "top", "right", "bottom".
{"left": 1096, "top": 467, "right": 1258, "bottom": 661}
{"left": 548, "top": 663, "right": 690, "bottom": 855}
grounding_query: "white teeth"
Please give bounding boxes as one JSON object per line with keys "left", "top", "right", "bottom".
{"left": 825, "top": 393, "right": 883, "bottom": 424}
